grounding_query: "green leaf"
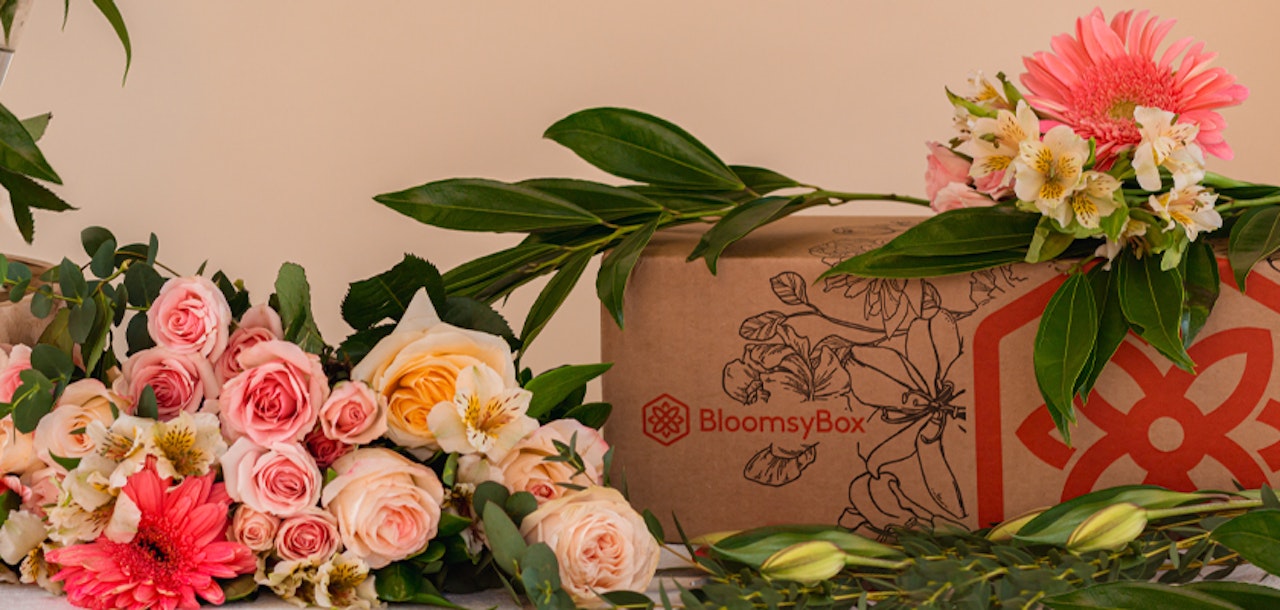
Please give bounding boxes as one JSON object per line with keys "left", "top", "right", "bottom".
{"left": 1075, "top": 265, "right": 1127, "bottom": 401}
{"left": 1117, "top": 251, "right": 1194, "bottom": 372}
{"left": 1016, "top": 485, "right": 1198, "bottom": 545}
{"left": 274, "top": 263, "right": 326, "bottom": 354}
{"left": 341, "top": 254, "right": 445, "bottom": 330}
{"left": 219, "top": 574, "right": 259, "bottom": 603}
{"left": 20, "top": 114, "right": 50, "bottom": 142}
{"left": 0, "top": 1, "right": 18, "bottom": 47}
{"left": 0, "top": 166, "right": 72, "bottom": 211}
{"left": 123, "top": 263, "right": 164, "bottom": 307}
{"left": 1181, "top": 240, "right": 1220, "bottom": 347}
{"left": 58, "top": 258, "right": 87, "bottom": 299}
{"left": 1043, "top": 582, "right": 1245, "bottom": 609}
{"left": 375, "top": 178, "right": 602, "bottom": 233}
{"left": 598, "top": 218, "right": 661, "bottom": 327}
{"left": 136, "top": 385, "right": 158, "bottom": 419}
{"left": 1228, "top": 206, "right": 1280, "bottom": 291}
{"left": 125, "top": 311, "right": 155, "bottom": 355}
{"left": 68, "top": 297, "right": 97, "bottom": 343}
{"left": 90, "top": 238, "right": 117, "bottom": 279}
{"left": 520, "top": 248, "right": 594, "bottom": 353}
{"left": 822, "top": 248, "right": 1027, "bottom": 279}
{"left": 1211, "top": 510, "right": 1280, "bottom": 576}
{"left": 525, "top": 363, "right": 612, "bottom": 420}
{"left": 374, "top": 562, "right": 425, "bottom": 602}
{"left": 1027, "top": 217, "right": 1076, "bottom": 263}
{"left": 48, "top": 452, "right": 80, "bottom": 471}
{"left": 521, "top": 542, "right": 576, "bottom": 610}
{"left": 37, "top": 308, "right": 73, "bottom": 355}
{"left": 1033, "top": 274, "right": 1098, "bottom": 442}
{"left": 30, "top": 344, "right": 73, "bottom": 380}
{"left": 11, "top": 369, "right": 54, "bottom": 433}
{"left": 29, "top": 287, "right": 52, "bottom": 318}
{"left": 730, "top": 165, "right": 801, "bottom": 195}
{"left": 710, "top": 525, "right": 903, "bottom": 568}
{"left": 642, "top": 509, "right": 665, "bottom": 543}
{"left": 563, "top": 401, "right": 611, "bottom": 429}
{"left": 688, "top": 196, "right": 794, "bottom": 273}
{"left": 91, "top": 0, "right": 132, "bottom": 81}
{"left": 9, "top": 195, "right": 31, "bottom": 243}
{"left": 481, "top": 501, "right": 527, "bottom": 577}
{"left": 436, "top": 512, "right": 472, "bottom": 538}
{"left": 544, "top": 107, "right": 743, "bottom": 191}
{"left": 504, "top": 491, "right": 538, "bottom": 525}
{"left": 881, "top": 207, "right": 1039, "bottom": 256}
{"left": 0, "top": 101, "right": 60, "bottom": 183}
{"left": 0, "top": 489, "right": 19, "bottom": 528}
{"left": 337, "top": 325, "right": 392, "bottom": 365}
{"left": 472, "top": 480, "right": 510, "bottom": 519}
{"left": 442, "top": 242, "right": 561, "bottom": 298}
{"left": 440, "top": 297, "right": 516, "bottom": 348}
{"left": 80, "top": 292, "right": 113, "bottom": 375}
{"left": 601, "top": 590, "right": 656, "bottom": 610}
{"left": 518, "top": 178, "right": 665, "bottom": 221}
{"left": 1184, "top": 581, "right": 1280, "bottom": 608}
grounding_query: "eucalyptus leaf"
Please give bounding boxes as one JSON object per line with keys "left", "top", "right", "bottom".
{"left": 544, "top": 107, "right": 743, "bottom": 190}
{"left": 598, "top": 218, "right": 660, "bottom": 327}
{"left": 521, "top": 542, "right": 576, "bottom": 610}
{"left": 688, "top": 196, "right": 794, "bottom": 273}
{"left": 123, "top": 263, "right": 164, "bottom": 307}
{"left": 1227, "top": 206, "right": 1280, "bottom": 291}
{"left": 525, "top": 363, "right": 612, "bottom": 420}
{"left": 1043, "top": 582, "right": 1245, "bottom": 609}
{"left": 481, "top": 502, "right": 526, "bottom": 577}
{"left": 375, "top": 178, "right": 602, "bottom": 233}
{"left": 0, "top": 101, "right": 60, "bottom": 183}
{"left": 11, "top": 369, "right": 54, "bottom": 433}
{"left": 1117, "top": 252, "right": 1194, "bottom": 372}
{"left": 125, "top": 312, "right": 155, "bottom": 355}
{"left": 90, "top": 238, "right": 117, "bottom": 278}
{"left": 521, "top": 247, "right": 594, "bottom": 352}
{"left": 373, "top": 562, "right": 424, "bottom": 602}
{"left": 1210, "top": 510, "right": 1280, "bottom": 576}
{"left": 1033, "top": 274, "right": 1097, "bottom": 441}
{"left": 58, "top": 258, "right": 87, "bottom": 299}
{"left": 68, "top": 296, "right": 97, "bottom": 343}
{"left": 136, "top": 385, "right": 158, "bottom": 419}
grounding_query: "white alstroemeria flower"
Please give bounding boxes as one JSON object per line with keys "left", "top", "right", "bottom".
{"left": 0, "top": 510, "right": 47, "bottom": 564}
{"left": 147, "top": 411, "right": 226, "bottom": 480}
{"left": 1058, "top": 172, "right": 1122, "bottom": 230}
{"left": 1095, "top": 219, "right": 1150, "bottom": 266}
{"left": 1015, "top": 125, "right": 1090, "bottom": 213}
{"left": 962, "top": 100, "right": 1040, "bottom": 186}
{"left": 1149, "top": 185, "right": 1221, "bottom": 241}
{"left": 1133, "top": 106, "right": 1205, "bottom": 191}
{"left": 60, "top": 454, "right": 116, "bottom": 512}
{"left": 967, "top": 70, "right": 1009, "bottom": 109}
{"left": 427, "top": 365, "right": 536, "bottom": 462}
{"left": 86, "top": 415, "right": 154, "bottom": 489}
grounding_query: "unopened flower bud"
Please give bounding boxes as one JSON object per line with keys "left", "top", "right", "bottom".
{"left": 987, "top": 508, "right": 1046, "bottom": 543}
{"left": 759, "top": 541, "right": 846, "bottom": 584}
{"left": 1066, "top": 502, "right": 1148, "bottom": 553}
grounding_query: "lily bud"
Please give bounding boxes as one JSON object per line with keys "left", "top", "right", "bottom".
{"left": 1066, "top": 502, "right": 1148, "bottom": 553}
{"left": 987, "top": 508, "right": 1047, "bottom": 542}
{"left": 759, "top": 541, "right": 846, "bottom": 584}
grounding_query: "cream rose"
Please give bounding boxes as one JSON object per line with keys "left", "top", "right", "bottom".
{"left": 321, "top": 447, "right": 444, "bottom": 568}
{"left": 219, "top": 341, "right": 327, "bottom": 446}
{"left": 230, "top": 505, "right": 279, "bottom": 553}
{"left": 317, "top": 381, "right": 386, "bottom": 445}
{"left": 496, "top": 419, "right": 609, "bottom": 504}
{"left": 276, "top": 508, "right": 341, "bottom": 562}
{"left": 147, "top": 276, "right": 233, "bottom": 361}
{"left": 114, "top": 347, "right": 219, "bottom": 421}
{"left": 33, "top": 379, "right": 119, "bottom": 470}
{"left": 520, "top": 487, "right": 660, "bottom": 605}
{"left": 215, "top": 304, "right": 284, "bottom": 384}
{"left": 350, "top": 290, "right": 516, "bottom": 450}
{"left": 221, "top": 438, "right": 322, "bottom": 518}
{"left": 0, "top": 415, "right": 41, "bottom": 476}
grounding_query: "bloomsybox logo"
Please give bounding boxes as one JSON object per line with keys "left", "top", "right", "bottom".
{"left": 642, "top": 394, "right": 866, "bottom": 446}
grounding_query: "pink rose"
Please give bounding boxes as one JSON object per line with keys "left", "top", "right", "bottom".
{"left": 147, "top": 276, "right": 233, "bottom": 361}
{"left": 318, "top": 381, "right": 386, "bottom": 445}
{"left": 924, "top": 141, "right": 972, "bottom": 201}
{"left": 321, "top": 448, "right": 444, "bottom": 568}
{"left": 0, "top": 344, "right": 31, "bottom": 403}
{"left": 26, "top": 467, "right": 61, "bottom": 516}
{"left": 931, "top": 183, "right": 997, "bottom": 213}
{"left": 114, "top": 347, "right": 219, "bottom": 420}
{"left": 973, "top": 168, "right": 1014, "bottom": 199}
{"left": 214, "top": 304, "right": 284, "bottom": 384}
{"left": 276, "top": 509, "right": 341, "bottom": 562}
{"left": 496, "top": 420, "right": 609, "bottom": 504}
{"left": 303, "top": 426, "right": 353, "bottom": 470}
{"left": 219, "top": 341, "right": 327, "bottom": 446}
{"left": 220, "top": 438, "right": 322, "bottom": 518}
{"left": 230, "top": 505, "right": 280, "bottom": 553}
{"left": 520, "top": 487, "right": 660, "bottom": 606}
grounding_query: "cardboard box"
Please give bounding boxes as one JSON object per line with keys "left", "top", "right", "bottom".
{"left": 601, "top": 216, "right": 1280, "bottom": 538}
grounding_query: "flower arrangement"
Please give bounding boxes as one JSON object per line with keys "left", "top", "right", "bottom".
{"left": 0, "top": 232, "right": 660, "bottom": 609}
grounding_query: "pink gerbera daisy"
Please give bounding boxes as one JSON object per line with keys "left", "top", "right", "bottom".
{"left": 47, "top": 468, "right": 255, "bottom": 610}
{"left": 1021, "top": 8, "right": 1248, "bottom": 165}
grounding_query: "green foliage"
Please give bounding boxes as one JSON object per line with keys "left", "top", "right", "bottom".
{"left": 274, "top": 262, "right": 326, "bottom": 354}
{"left": 524, "top": 363, "right": 612, "bottom": 421}
{"left": 1033, "top": 273, "right": 1098, "bottom": 440}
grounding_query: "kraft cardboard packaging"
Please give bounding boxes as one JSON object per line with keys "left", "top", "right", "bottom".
{"left": 600, "top": 216, "right": 1280, "bottom": 539}
{"left": 0, "top": 257, "right": 52, "bottom": 346}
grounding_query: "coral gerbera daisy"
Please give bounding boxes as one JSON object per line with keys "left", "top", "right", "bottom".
{"left": 1021, "top": 9, "right": 1247, "bottom": 165}
{"left": 47, "top": 467, "right": 255, "bottom": 610}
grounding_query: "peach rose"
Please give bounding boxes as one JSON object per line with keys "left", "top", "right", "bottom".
{"left": 931, "top": 182, "right": 996, "bottom": 213}
{"left": 924, "top": 141, "right": 972, "bottom": 201}
{"left": 496, "top": 419, "right": 609, "bottom": 504}
{"left": 114, "top": 347, "right": 219, "bottom": 421}
{"left": 220, "top": 438, "right": 322, "bottom": 518}
{"left": 0, "top": 415, "right": 41, "bottom": 476}
{"left": 317, "top": 381, "right": 386, "bottom": 445}
{"left": 0, "top": 344, "right": 32, "bottom": 403}
{"left": 25, "top": 467, "right": 61, "bottom": 516}
{"left": 215, "top": 304, "right": 284, "bottom": 384}
{"left": 321, "top": 447, "right": 444, "bottom": 568}
{"left": 303, "top": 426, "right": 353, "bottom": 470}
{"left": 148, "top": 276, "right": 233, "bottom": 361}
{"left": 276, "top": 508, "right": 341, "bottom": 562}
{"left": 219, "top": 341, "right": 327, "bottom": 446}
{"left": 520, "top": 487, "right": 660, "bottom": 605}
{"left": 350, "top": 290, "right": 515, "bottom": 450}
{"left": 230, "top": 505, "right": 280, "bottom": 553}
{"left": 33, "top": 379, "right": 119, "bottom": 470}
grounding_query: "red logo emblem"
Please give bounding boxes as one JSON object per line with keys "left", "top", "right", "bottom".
{"left": 643, "top": 394, "right": 690, "bottom": 446}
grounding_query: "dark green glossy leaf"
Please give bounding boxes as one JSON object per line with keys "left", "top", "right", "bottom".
{"left": 125, "top": 312, "right": 155, "bottom": 355}
{"left": 1117, "top": 252, "right": 1194, "bottom": 372}
{"left": 48, "top": 452, "right": 79, "bottom": 471}
{"left": 544, "top": 107, "right": 742, "bottom": 190}
{"left": 375, "top": 178, "right": 601, "bottom": 233}
{"left": 91, "top": 0, "right": 131, "bottom": 80}
{"left": 519, "top": 178, "right": 664, "bottom": 221}
{"left": 0, "top": 490, "right": 18, "bottom": 528}
{"left": 688, "top": 196, "right": 793, "bottom": 273}
{"left": 443, "top": 242, "right": 561, "bottom": 298}
{"left": 525, "top": 363, "right": 612, "bottom": 420}
{"left": 598, "top": 218, "right": 660, "bottom": 327}
{"left": 90, "top": 238, "right": 117, "bottom": 278}
{"left": 1075, "top": 265, "right": 1127, "bottom": 401}
{"left": 1228, "top": 206, "right": 1280, "bottom": 291}
{"left": 481, "top": 501, "right": 526, "bottom": 577}
{"left": 0, "top": 166, "right": 72, "bottom": 211}
{"left": 136, "top": 385, "right": 158, "bottom": 419}
{"left": 123, "top": 263, "right": 164, "bottom": 307}
{"left": 11, "top": 369, "right": 54, "bottom": 433}
{"left": 625, "top": 187, "right": 737, "bottom": 214}
{"left": 1211, "top": 510, "right": 1280, "bottom": 576}
{"left": 1184, "top": 581, "right": 1280, "bottom": 609}
{"left": 563, "top": 401, "right": 611, "bottom": 429}
{"left": 882, "top": 207, "right": 1038, "bottom": 256}
{"left": 9, "top": 195, "right": 31, "bottom": 243}
{"left": 731, "top": 165, "right": 801, "bottom": 195}
{"left": 0, "top": 101, "right": 60, "bottom": 183}
{"left": 58, "top": 258, "right": 87, "bottom": 299}
{"left": 520, "top": 247, "right": 594, "bottom": 353}
{"left": 342, "top": 254, "right": 444, "bottom": 331}
{"left": 336, "top": 324, "right": 392, "bottom": 366}
{"left": 80, "top": 292, "right": 112, "bottom": 375}
{"left": 20, "top": 113, "right": 50, "bottom": 142}
{"left": 440, "top": 296, "right": 516, "bottom": 348}
{"left": 1181, "top": 240, "right": 1220, "bottom": 347}
{"left": 822, "top": 249, "right": 1026, "bottom": 279}
{"left": 1043, "top": 582, "right": 1244, "bottom": 609}
{"left": 1033, "top": 274, "right": 1097, "bottom": 442}
{"left": 274, "top": 263, "right": 326, "bottom": 354}
{"left": 1027, "top": 217, "right": 1075, "bottom": 263}
{"left": 30, "top": 344, "right": 72, "bottom": 380}
{"left": 436, "top": 512, "right": 472, "bottom": 538}
{"left": 0, "top": 2, "right": 19, "bottom": 47}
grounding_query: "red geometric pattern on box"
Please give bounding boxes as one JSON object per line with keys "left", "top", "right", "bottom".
{"left": 642, "top": 394, "right": 690, "bottom": 446}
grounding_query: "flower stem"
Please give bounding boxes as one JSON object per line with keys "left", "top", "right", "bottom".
{"left": 1146, "top": 498, "right": 1263, "bottom": 521}
{"left": 1217, "top": 195, "right": 1280, "bottom": 213}
{"left": 810, "top": 190, "right": 931, "bottom": 207}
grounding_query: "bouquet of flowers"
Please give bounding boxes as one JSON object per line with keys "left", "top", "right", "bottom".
{"left": 0, "top": 230, "right": 660, "bottom": 610}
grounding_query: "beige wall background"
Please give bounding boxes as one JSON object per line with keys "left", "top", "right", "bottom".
{"left": 2, "top": 1, "right": 1278, "bottom": 378}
